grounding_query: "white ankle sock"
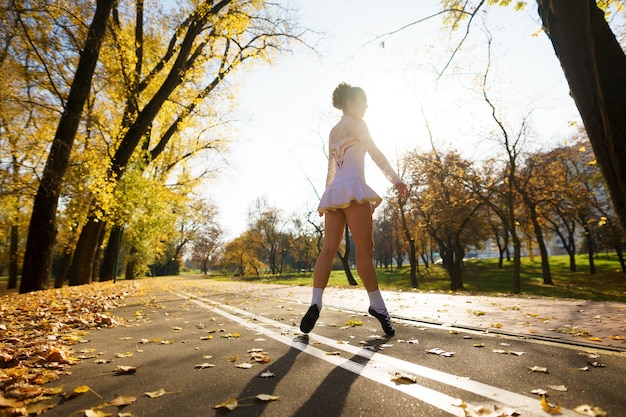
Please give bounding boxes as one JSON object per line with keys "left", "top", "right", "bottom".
{"left": 311, "top": 287, "right": 324, "bottom": 308}
{"left": 368, "top": 289, "right": 387, "bottom": 313}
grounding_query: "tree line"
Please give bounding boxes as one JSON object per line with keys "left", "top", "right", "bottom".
{"left": 210, "top": 131, "right": 625, "bottom": 294}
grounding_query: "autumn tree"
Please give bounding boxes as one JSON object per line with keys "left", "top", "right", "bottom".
{"left": 19, "top": 0, "right": 115, "bottom": 293}
{"left": 67, "top": 0, "right": 305, "bottom": 286}
{"left": 188, "top": 201, "right": 223, "bottom": 275}
{"left": 438, "top": 0, "right": 626, "bottom": 234}
{"left": 406, "top": 150, "right": 485, "bottom": 291}
{"left": 373, "top": 204, "right": 395, "bottom": 270}
{"left": 221, "top": 230, "right": 264, "bottom": 277}
{"left": 290, "top": 216, "right": 317, "bottom": 273}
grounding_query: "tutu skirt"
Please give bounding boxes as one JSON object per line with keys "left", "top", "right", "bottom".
{"left": 318, "top": 178, "right": 382, "bottom": 213}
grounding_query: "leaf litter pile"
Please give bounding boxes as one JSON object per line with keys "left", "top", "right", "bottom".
{"left": 0, "top": 282, "right": 137, "bottom": 416}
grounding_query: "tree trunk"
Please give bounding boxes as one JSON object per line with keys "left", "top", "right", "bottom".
{"left": 451, "top": 237, "right": 465, "bottom": 291}
{"left": 408, "top": 238, "right": 418, "bottom": 288}
{"left": 537, "top": 0, "right": 626, "bottom": 232}
{"left": 54, "top": 247, "right": 72, "bottom": 288}
{"left": 19, "top": 0, "right": 114, "bottom": 293}
{"left": 615, "top": 245, "right": 626, "bottom": 273}
{"left": 338, "top": 224, "right": 358, "bottom": 286}
{"left": 68, "top": 215, "right": 105, "bottom": 285}
{"left": 397, "top": 197, "right": 418, "bottom": 288}
{"left": 100, "top": 225, "right": 123, "bottom": 281}
{"left": 583, "top": 224, "right": 596, "bottom": 275}
{"left": 529, "top": 206, "right": 554, "bottom": 285}
{"left": 7, "top": 224, "right": 18, "bottom": 290}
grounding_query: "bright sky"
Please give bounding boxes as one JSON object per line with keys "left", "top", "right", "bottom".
{"left": 205, "top": 0, "right": 581, "bottom": 240}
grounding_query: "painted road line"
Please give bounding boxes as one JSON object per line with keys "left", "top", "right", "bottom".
{"left": 177, "top": 291, "right": 579, "bottom": 417}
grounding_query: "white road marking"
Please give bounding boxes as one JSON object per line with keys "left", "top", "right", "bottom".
{"left": 177, "top": 291, "right": 579, "bottom": 417}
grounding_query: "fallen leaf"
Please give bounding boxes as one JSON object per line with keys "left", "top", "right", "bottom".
{"left": 85, "top": 409, "right": 112, "bottom": 417}
{"left": 145, "top": 389, "right": 168, "bottom": 398}
{"left": 114, "top": 365, "right": 139, "bottom": 375}
{"left": 530, "top": 388, "right": 548, "bottom": 396}
{"left": 116, "top": 352, "right": 133, "bottom": 358}
{"left": 195, "top": 363, "right": 215, "bottom": 370}
{"left": 540, "top": 395, "right": 561, "bottom": 414}
{"left": 256, "top": 394, "right": 280, "bottom": 401}
{"left": 609, "top": 335, "right": 625, "bottom": 340}
{"left": 64, "top": 385, "right": 93, "bottom": 400}
{"left": 214, "top": 397, "right": 239, "bottom": 411}
{"left": 573, "top": 404, "right": 608, "bottom": 416}
{"left": 24, "top": 401, "right": 59, "bottom": 415}
{"left": 588, "top": 361, "right": 606, "bottom": 368}
{"left": 548, "top": 385, "right": 568, "bottom": 392}
{"left": 427, "top": 348, "right": 454, "bottom": 357}
{"left": 527, "top": 366, "right": 548, "bottom": 373}
{"left": 391, "top": 372, "right": 417, "bottom": 384}
{"left": 235, "top": 363, "right": 253, "bottom": 369}
{"left": 259, "top": 371, "right": 275, "bottom": 378}
{"left": 106, "top": 395, "right": 137, "bottom": 406}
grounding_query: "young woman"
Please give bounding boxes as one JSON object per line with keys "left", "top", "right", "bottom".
{"left": 300, "top": 82, "right": 408, "bottom": 337}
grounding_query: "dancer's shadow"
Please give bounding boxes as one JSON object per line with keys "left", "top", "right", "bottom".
{"left": 292, "top": 348, "right": 375, "bottom": 417}
{"left": 224, "top": 335, "right": 309, "bottom": 414}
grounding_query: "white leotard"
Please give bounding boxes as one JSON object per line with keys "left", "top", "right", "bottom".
{"left": 318, "top": 115, "right": 401, "bottom": 213}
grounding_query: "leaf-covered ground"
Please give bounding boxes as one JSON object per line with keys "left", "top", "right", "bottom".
{"left": 0, "top": 282, "right": 139, "bottom": 416}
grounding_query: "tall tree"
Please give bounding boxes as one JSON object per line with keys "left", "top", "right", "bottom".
{"left": 517, "top": 151, "right": 554, "bottom": 285}
{"left": 20, "top": 0, "right": 114, "bottom": 293}
{"left": 536, "top": 0, "right": 626, "bottom": 233}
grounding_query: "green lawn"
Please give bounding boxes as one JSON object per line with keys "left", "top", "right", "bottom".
{"left": 3, "top": 254, "right": 624, "bottom": 302}
{"left": 206, "top": 254, "right": 626, "bottom": 303}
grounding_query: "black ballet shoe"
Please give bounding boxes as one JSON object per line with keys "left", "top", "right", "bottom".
{"left": 368, "top": 307, "right": 395, "bottom": 337}
{"left": 300, "top": 304, "right": 320, "bottom": 333}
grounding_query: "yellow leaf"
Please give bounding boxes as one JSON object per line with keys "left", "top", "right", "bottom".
{"left": 214, "top": 397, "right": 239, "bottom": 411}
{"left": 65, "top": 385, "right": 91, "bottom": 399}
{"left": 587, "top": 337, "right": 602, "bottom": 342}
{"left": 24, "top": 401, "right": 59, "bottom": 415}
{"left": 610, "top": 335, "right": 624, "bottom": 340}
{"left": 540, "top": 395, "right": 561, "bottom": 414}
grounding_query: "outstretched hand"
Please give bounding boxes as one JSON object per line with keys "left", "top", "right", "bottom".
{"left": 395, "top": 181, "right": 409, "bottom": 199}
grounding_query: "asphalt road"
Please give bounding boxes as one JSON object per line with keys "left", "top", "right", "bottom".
{"left": 41, "top": 276, "right": 625, "bottom": 417}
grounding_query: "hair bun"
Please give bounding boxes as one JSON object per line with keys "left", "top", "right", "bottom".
{"left": 332, "top": 82, "right": 352, "bottom": 110}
